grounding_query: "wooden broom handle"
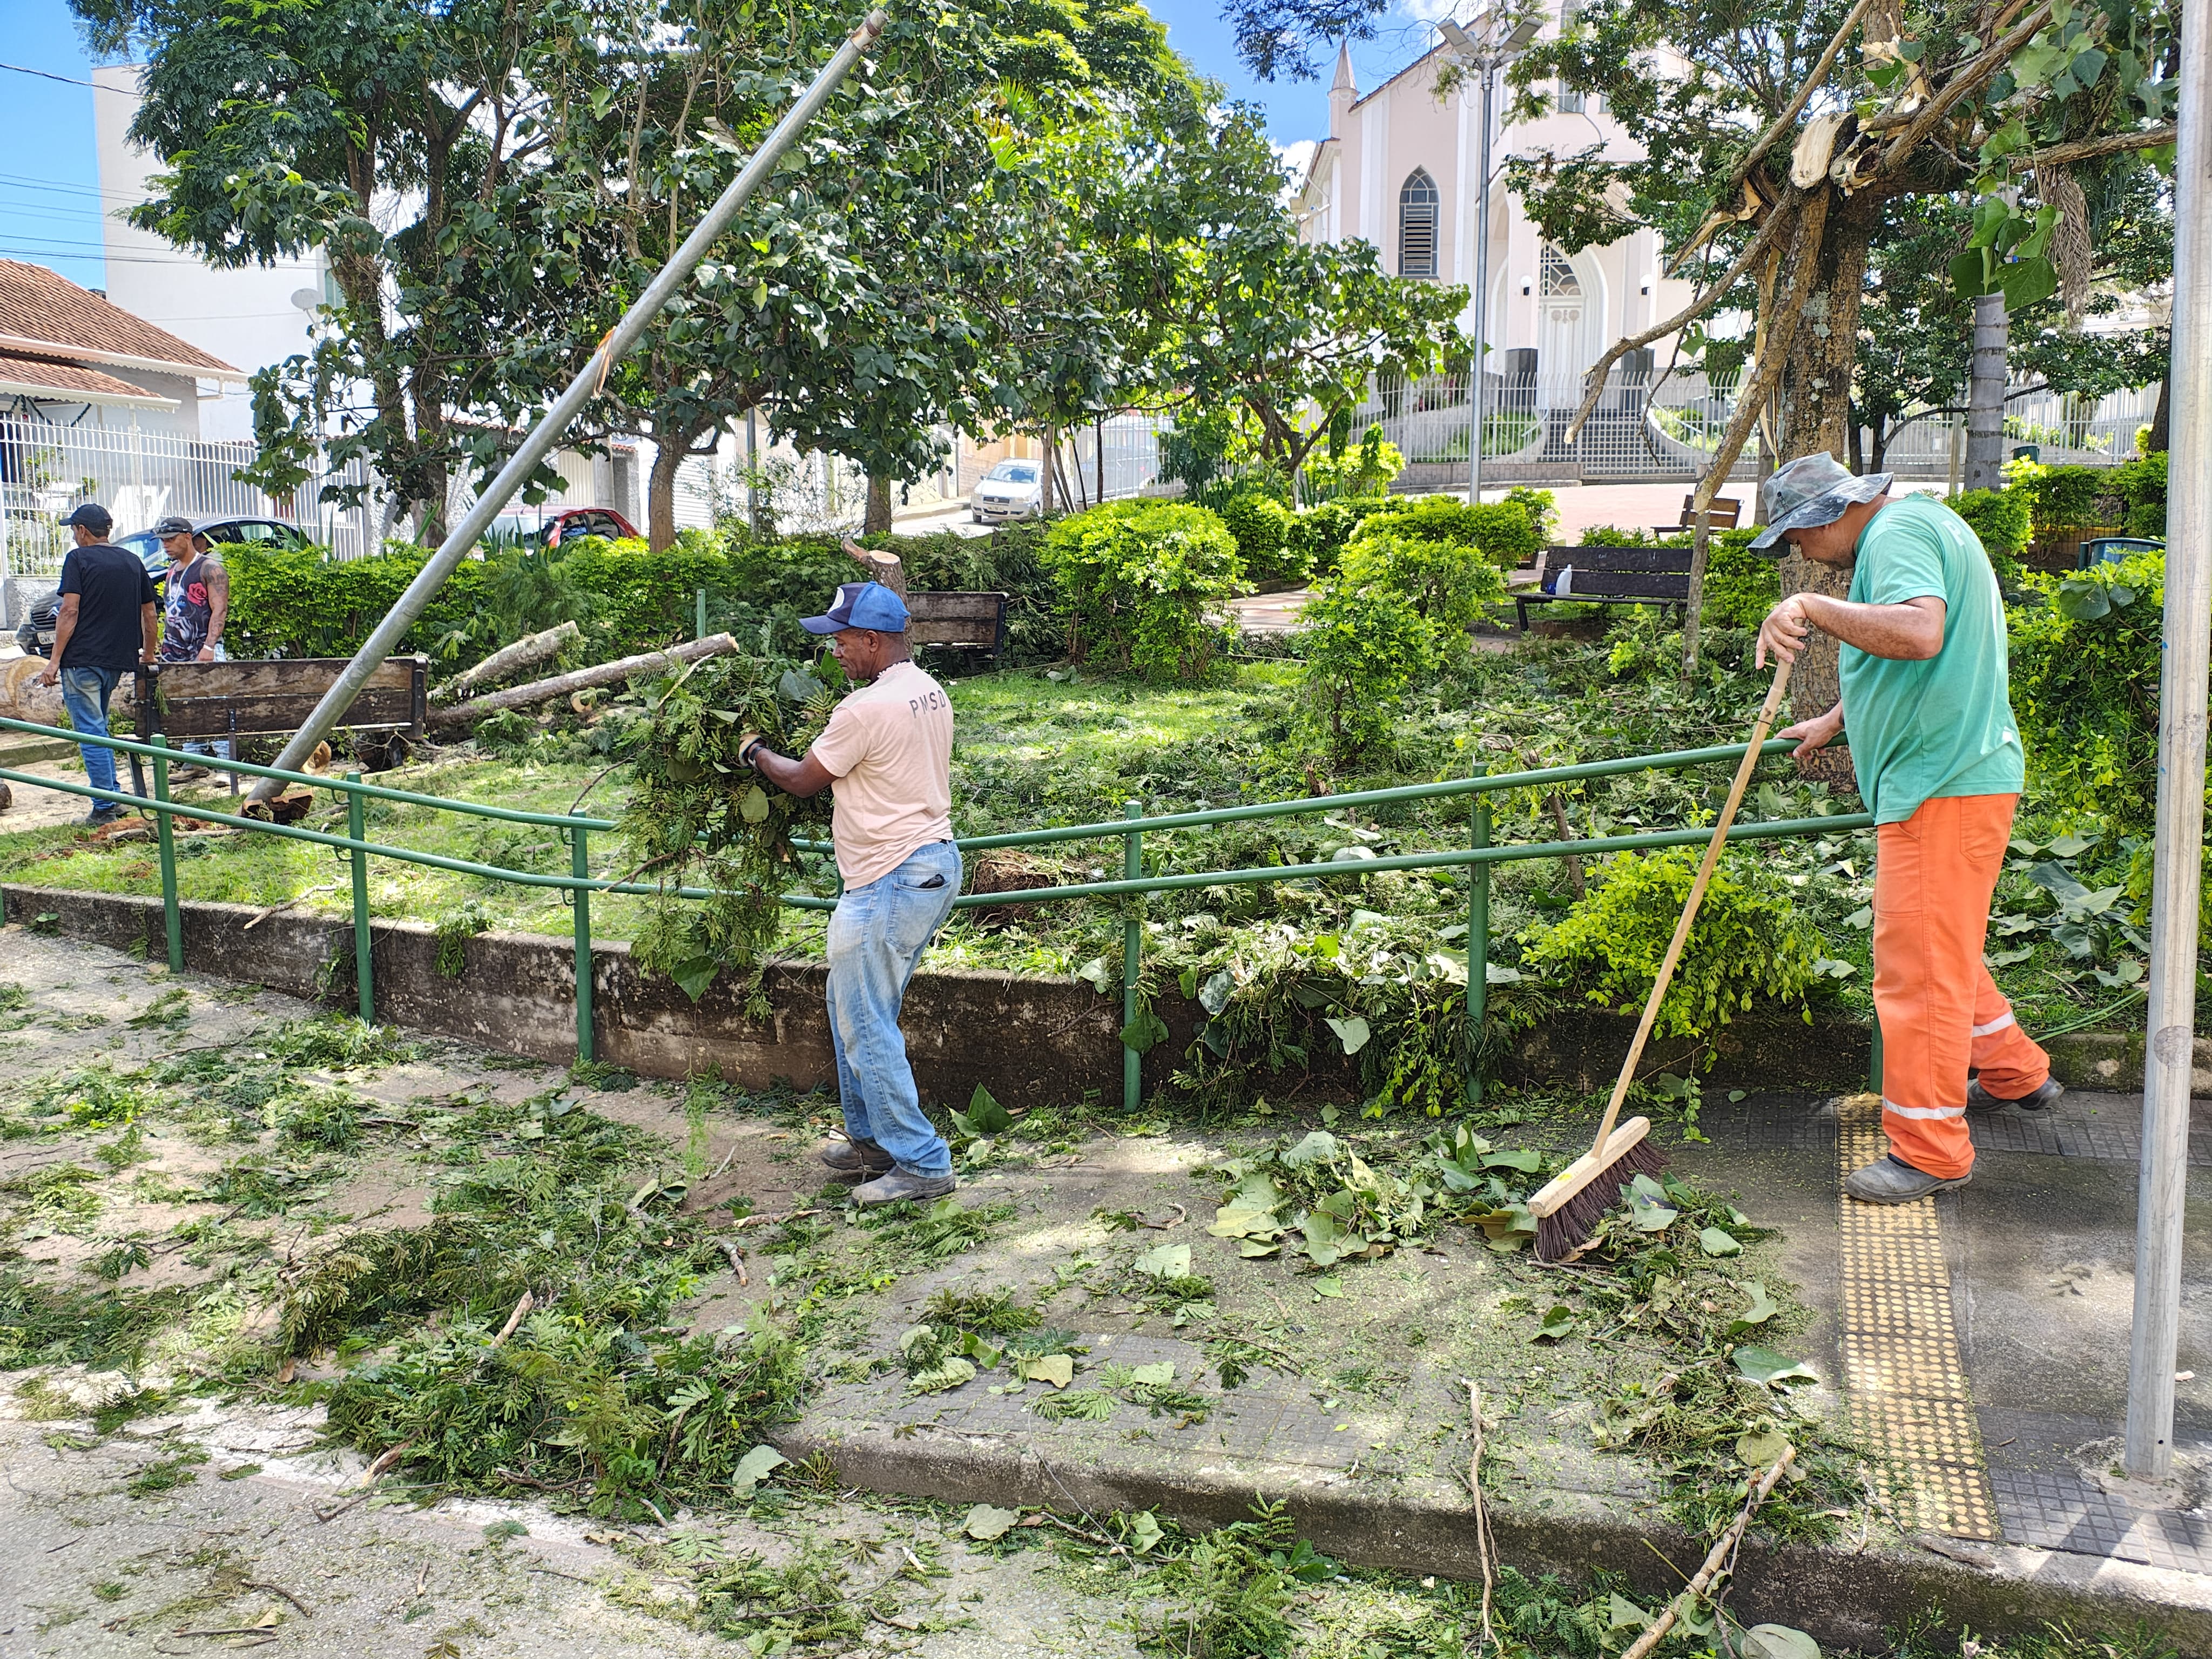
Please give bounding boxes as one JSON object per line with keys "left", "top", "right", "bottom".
{"left": 1583, "top": 656, "right": 1797, "bottom": 1159}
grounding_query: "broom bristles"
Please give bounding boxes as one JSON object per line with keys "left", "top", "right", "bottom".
{"left": 1534, "top": 1137, "right": 1668, "bottom": 1263}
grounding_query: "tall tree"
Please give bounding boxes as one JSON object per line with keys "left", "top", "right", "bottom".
{"left": 1504, "top": 0, "right": 2177, "bottom": 707}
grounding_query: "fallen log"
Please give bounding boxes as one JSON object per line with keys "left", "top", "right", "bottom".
{"left": 432, "top": 620, "right": 580, "bottom": 703}
{"left": 428, "top": 633, "right": 737, "bottom": 731}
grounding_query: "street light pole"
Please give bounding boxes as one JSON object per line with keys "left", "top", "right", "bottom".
{"left": 1469, "top": 58, "right": 1498, "bottom": 507}
{"left": 2124, "top": 0, "right": 2211, "bottom": 1482}
{"left": 1441, "top": 13, "right": 1538, "bottom": 507}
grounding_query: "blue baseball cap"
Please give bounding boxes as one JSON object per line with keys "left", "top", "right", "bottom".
{"left": 801, "top": 580, "right": 910, "bottom": 635}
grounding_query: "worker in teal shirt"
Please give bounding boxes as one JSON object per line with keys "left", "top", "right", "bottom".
{"left": 1753, "top": 454, "right": 2057, "bottom": 1204}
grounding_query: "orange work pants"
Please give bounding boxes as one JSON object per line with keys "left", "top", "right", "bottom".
{"left": 1872, "top": 793, "right": 2051, "bottom": 1179}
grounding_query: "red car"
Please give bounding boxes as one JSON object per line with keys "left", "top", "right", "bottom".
{"left": 488, "top": 507, "right": 638, "bottom": 548}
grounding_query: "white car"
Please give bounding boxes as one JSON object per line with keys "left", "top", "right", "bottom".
{"left": 970, "top": 459, "right": 1043, "bottom": 523}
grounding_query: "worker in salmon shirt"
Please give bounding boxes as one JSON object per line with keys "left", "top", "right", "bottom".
{"left": 1752, "top": 453, "right": 2059, "bottom": 1204}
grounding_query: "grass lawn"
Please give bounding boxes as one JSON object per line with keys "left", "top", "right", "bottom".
{"left": 0, "top": 633, "right": 2161, "bottom": 1046}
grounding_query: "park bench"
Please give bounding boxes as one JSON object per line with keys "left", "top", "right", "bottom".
{"left": 1509, "top": 545, "right": 1694, "bottom": 631}
{"left": 906, "top": 590, "right": 1010, "bottom": 656}
{"left": 126, "top": 656, "right": 428, "bottom": 798}
{"left": 1651, "top": 494, "right": 1743, "bottom": 538}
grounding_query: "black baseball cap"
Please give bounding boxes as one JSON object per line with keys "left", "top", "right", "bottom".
{"left": 62, "top": 502, "right": 112, "bottom": 535}
{"left": 152, "top": 514, "right": 196, "bottom": 538}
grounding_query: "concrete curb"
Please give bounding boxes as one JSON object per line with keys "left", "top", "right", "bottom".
{"left": 777, "top": 1418, "right": 2212, "bottom": 1649}
{"left": 1, "top": 885, "right": 2178, "bottom": 1100}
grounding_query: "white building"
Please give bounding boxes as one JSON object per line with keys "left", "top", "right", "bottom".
{"left": 92, "top": 64, "right": 325, "bottom": 444}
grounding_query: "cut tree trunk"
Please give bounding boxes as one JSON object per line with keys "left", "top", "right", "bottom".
{"left": 429, "top": 635, "right": 737, "bottom": 730}
{"left": 433, "top": 621, "right": 579, "bottom": 702}
{"left": 1772, "top": 195, "right": 1876, "bottom": 782}
{"left": 1965, "top": 292, "right": 2009, "bottom": 490}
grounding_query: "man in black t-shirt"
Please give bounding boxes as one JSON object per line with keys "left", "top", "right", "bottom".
{"left": 36, "top": 502, "right": 157, "bottom": 825}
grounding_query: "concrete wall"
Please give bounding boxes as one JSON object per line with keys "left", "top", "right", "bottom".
{"left": 3, "top": 884, "right": 2176, "bottom": 1100}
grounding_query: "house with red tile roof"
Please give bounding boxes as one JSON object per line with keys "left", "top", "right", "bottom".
{"left": 0, "top": 259, "right": 248, "bottom": 434}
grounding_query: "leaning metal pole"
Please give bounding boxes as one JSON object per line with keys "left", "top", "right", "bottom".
{"left": 1467, "top": 58, "right": 1497, "bottom": 506}
{"left": 249, "top": 9, "right": 889, "bottom": 802}
{"left": 2125, "top": 0, "right": 2211, "bottom": 1481}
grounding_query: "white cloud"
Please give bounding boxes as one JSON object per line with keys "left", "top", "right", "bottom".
{"left": 1274, "top": 138, "right": 1318, "bottom": 187}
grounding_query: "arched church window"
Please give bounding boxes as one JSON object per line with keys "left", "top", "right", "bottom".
{"left": 1398, "top": 169, "right": 1439, "bottom": 279}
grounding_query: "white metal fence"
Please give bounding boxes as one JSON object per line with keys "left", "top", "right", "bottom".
{"left": 0, "top": 416, "right": 380, "bottom": 585}
{"left": 1348, "top": 369, "right": 2163, "bottom": 483}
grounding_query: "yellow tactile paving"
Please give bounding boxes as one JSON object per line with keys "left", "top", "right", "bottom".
{"left": 1836, "top": 1095, "right": 2001, "bottom": 1540}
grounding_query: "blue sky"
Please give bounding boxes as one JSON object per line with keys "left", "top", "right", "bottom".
{"left": 2, "top": 0, "right": 109, "bottom": 290}
{"left": 0, "top": 0, "right": 1441, "bottom": 298}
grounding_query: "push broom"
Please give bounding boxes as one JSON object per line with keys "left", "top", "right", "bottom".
{"left": 1527, "top": 656, "right": 1796, "bottom": 1263}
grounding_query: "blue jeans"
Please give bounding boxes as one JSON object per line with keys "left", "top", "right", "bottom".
{"left": 826, "top": 840, "right": 963, "bottom": 1177}
{"left": 59, "top": 665, "right": 122, "bottom": 798}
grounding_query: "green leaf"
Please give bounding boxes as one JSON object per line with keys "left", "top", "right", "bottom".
{"left": 1131, "top": 1242, "right": 1190, "bottom": 1279}
{"left": 1999, "top": 254, "right": 2059, "bottom": 312}
{"left": 1017, "top": 1353, "right": 1074, "bottom": 1388}
{"left": 731, "top": 1444, "right": 788, "bottom": 1496}
{"left": 1736, "top": 1425, "right": 1793, "bottom": 1469}
{"left": 964, "top": 1503, "right": 1022, "bottom": 1541}
{"left": 1324, "top": 1015, "right": 1371, "bottom": 1055}
{"left": 1949, "top": 247, "right": 1993, "bottom": 300}
{"left": 670, "top": 955, "right": 719, "bottom": 1002}
{"left": 1986, "top": 945, "right": 2035, "bottom": 967}
{"left": 737, "top": 784, "right": 770, "bottom": 824}
{"left": 1532, "top": 1304, "right": 1576, "bottom": 1342}
{"left": 1606, "top": 1593, "right": 1653, "bottom": 1631}
{"left": 911, "top": 1357, "right": 979, "bottom": 1394}
{"left": 1198, "top": 970, "right": 1235, "bottom": 1016}
{"left": 1731, "top": 1282, "right": 1780, "bottom": 1331}
{"left": 1075, "top": 957, "right": 1111, "bottom": 992}
{"left": 1732, "top": 1346, "right": 1819, "bottom": 1387}
{"left": 1126, "top": 1510, "right": 1165, "bottom": 1553}
{"left": 964, "top": 1083, "right": 1012, "bottom": 1135}
{"left": 1120, "top": 1010, "right": 1169, "bottom": 1054}
{"left": 1742, "top": 1627, "right": 1822, "bottom": 1659}
{"left": 1312, "top": 1275, "right": 1344, "bottom": 1298}
{"left": 2053, "top": 577, "right": 2114, "bottom": 622}
{"left": 1280, "top": 1130, "right": 1341, "bottom": 1169}
{"left": 1208, "top": 1205, "right": 1283, "bottom": 1240}
{"left": 1698, "top": 1226, "right": 1744, "bottom": 1257}
{"left": 1480, "top": 1147, "right": 1541, "bottom": 1173}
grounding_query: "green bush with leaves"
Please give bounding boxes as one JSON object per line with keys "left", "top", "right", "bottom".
{"left": 1354, "top": 494, "right": 1543, "bottom": 569}
{"left": 1698, "top": 528, "right": 1779, "bottom": 628}
{"left": 1522, "top": 847, "right": 1829, "bottom": 1039}
{"left": 1298, "top": 528, "right": 1505, "bottom": 755}
{"left": 1218, "top": 489, "right": 1302, "bottom": 585}
{"left": 1042, "top": 500, "right": 1247, "bottom": 683}
{"left": 1952, "top": 487, "right": 2032, "bottom": 568}
{"left": 2010, "top": 550, "right": 2163, "bottom": 831}
{"left": 1298, "top": 422, "right": 1404, "bottom": 499}
{"left": 225, "top": 543, "right": 493, "bottom": 664}
{"left": 2112, "top": 449, "right": 2169, "bottom": 537}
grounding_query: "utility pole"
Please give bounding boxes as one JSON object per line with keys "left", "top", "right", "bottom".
{"left": 247, "top": 10, "right": 888, "bottom": 801}
{"left": 1440, "top": 11, "right": 1540, "bottom": 508}
{"left": 2125, "top": 0, "right": 2210, "bottom": 1482}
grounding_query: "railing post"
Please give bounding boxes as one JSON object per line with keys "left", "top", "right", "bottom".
{"left": 696, "top": 586, "right": 708, "bottom": 641}
{"left": 570, "top": 807, "right": 596, "bottom": 1063}
{"left": 1123, "top": 798, "right": 1142, "bottom": 1114}
{"left": 150, "top": 735, "right": 182, "bottom": 973}
{"left": 1467, "top": 764, "right": 1490, "bottom": 1106}
{"left": 346, "top": 772, "right": 373, "bottom": 1021}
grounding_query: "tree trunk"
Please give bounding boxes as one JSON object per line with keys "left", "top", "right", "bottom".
{"left": 1964, "top": 292, "right": 2009, "bottom": 490}
{"left": 1773, "top": 197, "right": 1876, "bottom": 783}
{"left": 2148, "top": 373, "right": 2171, "bottom": 454}
{"left": 1041, "top": 426, "right": 1059, "bottom": 515}
{"left": 648, "top": 435, "right": 688, "bottom": 552}
{"left": 864, "top": 472, "right": 894, "bottom": 535}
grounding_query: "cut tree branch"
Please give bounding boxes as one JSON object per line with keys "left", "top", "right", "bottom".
{"left": 1727, "top": 0, "right": 1879, "bottom": 191}
{"left": 1620, "top": 1447, "right": 1796, "bottom": 1659}
{"left": 1564, "top": 191, "right": 1802, "bottom": 446}
{"left": 2009, "top": 124, "right": 2177, "bottom": 170}
{"left": 1692, "top": 185, "right": 1835, "bottom": 515}
{"left": 1882, "top": 1, "right": 2055, "bottom": 172}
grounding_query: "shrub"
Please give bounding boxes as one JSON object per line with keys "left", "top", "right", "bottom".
{"left": 1522, "top": 847, "right": 1829, "bottom": 1039}
{"left": 1503, "top": 486, "right": 1559, "bottom": 544}
{"left": 1300, "top": 423, "right": 1404, "bottom": 498}
{"left": 2004, "top": 458, "right": 2115, "bottom": 538}
{"left": 1699, "top": 528, "right": 1778, "bottom": 628}
{"left": 1042, "top": 500, "right": 1247, "bottom": 682}
{"left": 2009, "top": 550, "right": 2163, "bottom": 831}
{"left": 1952, "top": 487, "right": 2031, "bottom": 558}
{"left": 1298, "top": 528, "right": 1505, "bottom": 754}
{"left": 226, "top": 543, "right": 494, "bottom": 664}
{"left": 2111, "top": 449, "right": 2168, "bottom": 538}
{"left": 1353, "top": 494, "right": 1543, "bottom": 569}
{"left": 1288, "top": 498, "right": 1391, "bottom": 582}
{"left": 550, "top": 534, "right": 732, "bottom": 655}
{"left": 1219, "top": 490, "right": 1303, "bottom": 585}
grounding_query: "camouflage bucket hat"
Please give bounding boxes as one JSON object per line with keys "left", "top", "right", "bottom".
{"left": 1748, "top": 453, "right": 1893, "bottom": 550}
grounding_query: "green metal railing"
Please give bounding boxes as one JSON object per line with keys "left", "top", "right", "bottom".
{"left": 0, "top": 713, "right": 1875, "bottom": 1102}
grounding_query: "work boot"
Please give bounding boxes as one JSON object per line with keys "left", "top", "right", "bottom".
{"left": 817, "top": 1136, "right": 895, "bottom": 1178}
{"left": 1844, "top": 1154, "right": 1971, "bottom": 1204}
{"left": 852, "top": 1168, "right": 957, "bottom": 1206}
{"left": 82, "top": 803, "right": 127, "bottom": 826}
{"left": 1965, "top": 1076, "right": 2064, "bottom": 1115}
{"left": 169, "top": 764, "right": 209, "bottom": 783}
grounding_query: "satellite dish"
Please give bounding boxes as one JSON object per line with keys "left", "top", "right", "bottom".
{"left": 289, "top": 288, "right": 320, "bottom": 312}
